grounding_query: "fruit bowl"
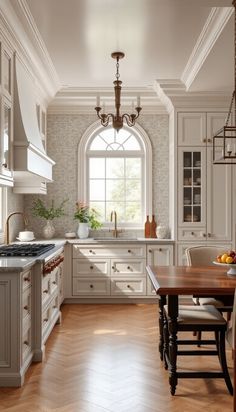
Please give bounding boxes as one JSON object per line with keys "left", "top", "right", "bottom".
{"left": 213, "top": 261, "right": 236, "bottom": 276}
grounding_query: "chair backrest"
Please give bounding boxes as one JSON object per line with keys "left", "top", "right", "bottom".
{"left": 185, "top": 246, "right": 228, "bottom": 266}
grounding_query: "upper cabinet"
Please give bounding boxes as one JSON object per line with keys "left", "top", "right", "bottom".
{"left": 177, "top": 111, "right": 232, "bottom": 243}
{"left": 177, "top": 112, "right": 228, "bottom": 147}
{"left": 0, "top": 38, "right": 13, "bottom": 186}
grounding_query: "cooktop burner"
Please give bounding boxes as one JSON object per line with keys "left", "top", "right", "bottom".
{"left": 0, "top": 243, "right": 55, "bottom": 257}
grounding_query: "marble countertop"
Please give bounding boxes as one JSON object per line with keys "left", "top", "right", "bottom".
{"left": 0, "top": 240, "right": 66, "bottom": 272}
{"left": 0, "top": 237, "right": 174, "bottom": 272}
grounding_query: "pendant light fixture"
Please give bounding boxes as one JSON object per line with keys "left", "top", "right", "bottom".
{"left": 94, "top": 52, "right": 142, "bottom": 132}
{"left": 213, "top": 0, "right": 236, "bottom": 164}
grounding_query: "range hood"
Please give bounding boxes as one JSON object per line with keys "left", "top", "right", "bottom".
{"left": 13, "top": 57, "right": 55, "bottom": 193}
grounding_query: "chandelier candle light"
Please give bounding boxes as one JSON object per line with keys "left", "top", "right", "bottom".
{"left": 95, "top": 52, "right": 142, "bottom": 132}
{"left": 213, "top": 0, "right": 236, "bottom": 164}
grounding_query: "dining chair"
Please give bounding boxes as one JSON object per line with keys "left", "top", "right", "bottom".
{"left": 185, "top": 246, "right": 233, "bottom": 343}
{"left": 163, "top": 302, "right": 233, "bottom": 396}
{"left": 226, "top": 288, "right": 236, "bottom": 412}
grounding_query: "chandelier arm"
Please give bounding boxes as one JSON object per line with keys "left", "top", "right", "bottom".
{"left": 100, "top": 113, "right": 114, "bottom": 127}
{"left": 122, "top": 113, "right": 137, "bottom": 127}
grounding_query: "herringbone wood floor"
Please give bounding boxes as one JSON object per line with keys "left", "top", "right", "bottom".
{"left": 0, "top": 304, "right": 234, "bottom": 412}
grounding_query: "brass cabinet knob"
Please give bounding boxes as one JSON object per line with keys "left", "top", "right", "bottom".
{"left": 207, "top": 138, "right": 212, "bottom": 143}
{"left": 24, "top": 277, "right": 30, "bottom": 282}
{"left": 52, "top": 281, "right": 56, "bottom": 284}
{"left": 203, "top": 138, "right": 206, "bottom": 143}
{"left": 2, "top": 163, "right": 7, "bottom": 168}
{"left": 127, "top": 266, "right": 131, "bottom": 270}
{"left": 43, "top": 318, "right": 48, "bottom": 322}
{"left": 90, "top": 266, "right": 94, "bottom": 270}
{"left": 158, "top": 248, "right": 162, "bottom": 252}
{"left": 191, "top": 232, "right": 194, "bottom": 235}
{"left": 23, "top": 341, "right": 29, "bottom": 345}
{"left": 43, "top": 289, "right": 48, "bottom": 294}
{"left": 149, "top": 249, "right": 152, "bottom": 253}
{"left": 23, "top": 305, "right": 28, "bottom": 310}
{"left": 127, "top": 284, "right": 130, "bottom": 288}
{"left": 90, "top": 284, "right": 94, "bottom": 288}
{"left": 128, "top": 249, "right": 131, "bottom": 253}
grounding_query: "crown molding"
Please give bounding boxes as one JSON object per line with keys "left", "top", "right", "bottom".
{"left": 154, "top": 79, "right": 232, "bottom": 110}
{"left": 48, "top": 86, "right": 167, "bottom": 114}
{"left": 0, "top": 0, "right": 60, "bottom": 103}
{"left": 181, "top": 6, "right": 233, "bottom": 90}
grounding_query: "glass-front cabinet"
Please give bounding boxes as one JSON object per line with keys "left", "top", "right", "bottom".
{"left": 178, "top": 147, "right": 206, "bottom": 240}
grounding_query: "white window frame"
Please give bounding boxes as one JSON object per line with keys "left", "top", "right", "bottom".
{"left": 78, "top": 121, "right": 152, "bottom": 229}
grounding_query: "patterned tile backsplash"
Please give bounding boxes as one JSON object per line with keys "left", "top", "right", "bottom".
{"left": 24, "top": 114, "right": 169, "bottom": 238}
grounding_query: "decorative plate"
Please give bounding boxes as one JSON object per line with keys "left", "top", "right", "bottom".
{"left": 213, "top": 261, "right": 236, "bottom": 276}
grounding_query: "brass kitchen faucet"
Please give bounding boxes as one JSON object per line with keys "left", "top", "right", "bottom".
{"left": 5, "top": 212, "right": 28, "bottom": 245}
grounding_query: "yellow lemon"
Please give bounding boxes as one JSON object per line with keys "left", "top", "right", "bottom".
{"left": 221, "top": 253, "right": 229, "bottom": 263}
{"left": 226, "top": 256, "right": 234, "bottom": 264}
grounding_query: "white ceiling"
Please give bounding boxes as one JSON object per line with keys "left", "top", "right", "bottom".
{"left": 23, "top": 0, "right": 234, "bottom": 96}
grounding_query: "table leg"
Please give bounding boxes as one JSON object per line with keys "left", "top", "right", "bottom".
{"left": 168, "top": 294, "right": 178, "bottom": 395}
{"left": 158, "top": 295, "right": 166, "bottom": 361}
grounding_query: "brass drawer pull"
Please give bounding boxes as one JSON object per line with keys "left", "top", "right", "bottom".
{"left": 23, "top": 340, "right": 29, "bottom": 345}
{"left": 127, "top": 266, "right": 131, "bottom": 270}
{"left": 90, "top": 284, "right": 94, "bottom": 288}
{"left": 128, "top": 250, "right": 131, "bottom": 253}
{"left": 127, "top": 284, "right": 131, "bottom": 288}
{"left": 90, "top": 266, "right": 94, "bottom": 269}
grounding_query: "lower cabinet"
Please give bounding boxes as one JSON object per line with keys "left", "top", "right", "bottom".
{"left": 0, "top": 267, "right": 34, "bottom": 387}
{"left": 72, "top": 243, "right": 174, "bottom": 299}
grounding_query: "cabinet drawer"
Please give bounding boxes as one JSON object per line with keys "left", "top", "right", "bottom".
{"left": 42, "top": 306, "right": 51, "bottom": 337}
{"left": 50, "top": 268, "right": 59, "bottom": 295}
{"left": 72, "top": 245, "right": 146, "bottom": 258}
{"left": 22, "top": 326, "right": 31, "bottom": 362}
{"left": 73, "top": 259, "right": 109, "bottom": 276}
{"left": 178, "top": 228, "right": 206, "bottom": 241}
{"left": 42, "top": 274, "right": 51, "bottom": 307}
{"left": 22, "top": 287, "right": 31, "bottom": 321}
{"left": 50, "top": 295, "right": 59, "bottom": 319}
{"left": 73, "top": 278, "right": 110, "bottom": 296}
{"left": 111, "top": 278, "right": 146, "bottom": 295}
{"left": 111, "top": 259, "right": 145, "bottom": 276}
{"left": 22, "top": 270, "right": 31, "bottom": 291}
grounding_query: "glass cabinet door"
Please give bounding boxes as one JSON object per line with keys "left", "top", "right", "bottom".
{"left": 178, "top": 147, "right": 206, "bottom": 228}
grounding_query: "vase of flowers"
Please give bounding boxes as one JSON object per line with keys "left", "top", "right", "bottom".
{"left": 32, "top": 198, "right": 68, "bottom": 239}
{"left": 74, "top": 201, "right": 102, "bottom": 239}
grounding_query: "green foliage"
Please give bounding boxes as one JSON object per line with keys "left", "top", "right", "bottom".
{"left": 74, "top": 202, "right": 102, "bottom": 230}
{"left": 32, "top": 198, "right": 68, "bottom": 220}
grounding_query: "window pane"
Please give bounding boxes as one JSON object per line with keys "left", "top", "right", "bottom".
{"left": 106, "top": 158, "right": 124, "bottom": 178}
{"left": 125, "top": 202, "right": 141, "bottom": 222}
{"left": 126, "top": 180, "right": 141, "bottom": 201}
{"left": 90, "top": 202, "right": 105, "bottom": 222}
{"left": 90, "top": 135, "right": 108, "bottom": 150}
{"left": 106, "top": 179, "right": 125, "bottom": 201}
{"left": 89, "top": 158, "right": 105, "bottom": 178}
{"left": 90, "top": 179, "right": 105, "bottom": 201}
{"left": 123, "top": 135, "right": 141, "bottom": 150}
{"left": 125, "top": 158, "right": 141, "bottom": 178}
{"left": 106, "top": 202, "right": 125, "bottom": 222}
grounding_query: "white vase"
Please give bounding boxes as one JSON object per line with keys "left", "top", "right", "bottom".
{"left": 77, "top": 222, "right": 89, "bottom": 239}
{"left": 156, "top": 224, "right": 168, "bottom": 239}
{"left": 43, "top": 220, "right": 55, "bottom": 239}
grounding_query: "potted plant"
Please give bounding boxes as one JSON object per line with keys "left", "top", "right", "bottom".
{"left": 74, "top": 201, "right": 102, "bottom": 238}
{"left": 32, "top": 198, "right": 68, "bottom": 239}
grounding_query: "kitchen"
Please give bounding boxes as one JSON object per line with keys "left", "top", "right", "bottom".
{"left": 0, "top": 0, "right": 236, "bottom": 411}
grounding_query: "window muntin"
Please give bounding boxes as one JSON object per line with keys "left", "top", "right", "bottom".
{"left": 87, "top": 128, "right": 144, "bottom": 226}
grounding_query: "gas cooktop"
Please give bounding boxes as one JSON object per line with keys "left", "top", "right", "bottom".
{"left": 0, "top": 243, "right": 55, "bottom": 257}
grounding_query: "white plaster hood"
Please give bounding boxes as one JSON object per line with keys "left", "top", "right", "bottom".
{"left": 13, "top": 57, "right": 55, "bottom": 193}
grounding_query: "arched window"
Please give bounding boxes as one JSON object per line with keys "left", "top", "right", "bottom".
{"left": 78, "top": 122, "right": 152, "bottom": 228}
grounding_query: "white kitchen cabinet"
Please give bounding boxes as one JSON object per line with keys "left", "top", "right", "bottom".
{"left": 72, "top": 244, "right": 147, "bottom": 298}
{"left": 178, "top": 112, "right": 228, "bottom": 147}
{"left": 178, "top": 146, "right": 232, "bottom": 242}
{"left": 33, "top": 254, "right": 64, "bottom": 362}
{"left": 0, "top": 267, "right": 34, "bottom": 387}
{"left": 146, "top": 244, "right": 174, "bottom": 295}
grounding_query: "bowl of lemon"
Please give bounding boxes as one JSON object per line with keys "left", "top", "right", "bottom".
{"left": 213, "top": 251, "right": 236, "bottom": 275}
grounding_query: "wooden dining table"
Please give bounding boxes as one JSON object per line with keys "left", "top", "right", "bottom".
{"left": 146, "top": 264, "right": 236, "bottom": 394}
